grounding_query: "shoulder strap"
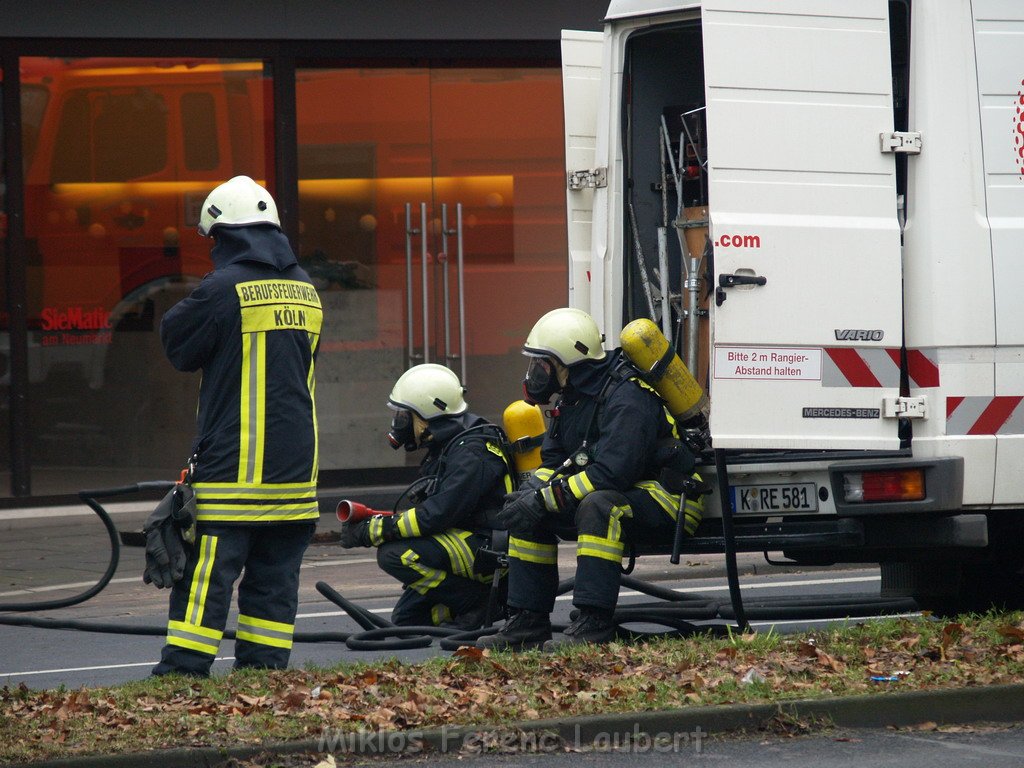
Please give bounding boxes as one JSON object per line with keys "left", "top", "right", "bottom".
{"left": 438, "top": 423, "right": 514, "bottom": 477}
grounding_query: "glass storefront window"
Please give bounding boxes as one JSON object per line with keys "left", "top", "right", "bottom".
{"left": 296, "top": 66, "right": 568, "bottom": 472}
{"left": 18, "top": 57, "right": 271, "bottom": 493}
{"left": 3, "top": 56, "right": 569, "bottom": 496}
{"left": 0, "top": 65, "right": 8, "bottom": 476}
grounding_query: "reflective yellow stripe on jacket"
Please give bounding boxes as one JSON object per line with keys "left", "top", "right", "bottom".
{"left": 236, "top": 279, "right": 323, "bottom": 486}
{"left": 192, "top": 481, "right": 319, "bottom": 523}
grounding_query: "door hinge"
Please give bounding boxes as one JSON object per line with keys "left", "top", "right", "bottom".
{"left": 879, "top": 131, "right": 922, "bottom": 155}
{"left": 883, "top": 395, "right": 927, "bottom": 419}
{"left": 567, "top": 167, "right": 607, "bottom": 190}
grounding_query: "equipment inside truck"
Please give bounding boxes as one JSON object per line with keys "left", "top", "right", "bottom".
{"left": 618, "top": 4, "right": 911, "bottom": 390}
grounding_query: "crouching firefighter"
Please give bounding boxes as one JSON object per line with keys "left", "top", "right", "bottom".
{"left": 478, "top": 307, "right": 705, "bottom": 651}
{"left": 340, "top": 364, "right": 513, "bottom": 629}
{"left": 148, "top": 176, "right": 323, "bottom": 677}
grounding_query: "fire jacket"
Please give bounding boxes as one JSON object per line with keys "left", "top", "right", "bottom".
{"left": 535, "top": 351, "right": 679, "bottom": 504}
{"left": 160, "top": 225, "right": 323, "bottom": 524}
{"left": 367, "top": 412, "right": 513, "bottom": 545}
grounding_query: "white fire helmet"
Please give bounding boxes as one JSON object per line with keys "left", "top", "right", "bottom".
{"left": 388, "top": 364, "right": 468, "bottom": 421}
{"left": 523, "top": 307, "right": 606, "bottom": 366}
{"left": 198, "top": 175, "right": 280, "bottom": 237}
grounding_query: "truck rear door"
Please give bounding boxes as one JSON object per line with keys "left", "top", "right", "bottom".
{"left": 702, "top": 0, "right": 904, "bottom": 451}
{"left": 561, "top": 29, "right": 605, "bottom": 321}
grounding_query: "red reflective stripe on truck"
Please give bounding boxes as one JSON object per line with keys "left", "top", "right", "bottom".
{"left": 968, "top": 397, "right": 1024, "bottom": 435}
{"left": 946, "top": 396, "right": 964, "bottom": 420}
{"left": 824, "top": 348, "right": 882, "bottom": 387}
{"left": 823, "top": 347, "right": 939, "bottom": 389}
{"left": 906, "top": 349, "right": 940, "bottom": 388}
{"left": 946, "top": 396, "right": 1024, "bottom": 435}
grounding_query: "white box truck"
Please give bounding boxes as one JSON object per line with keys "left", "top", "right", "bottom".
{"left": 562, "top": 0, "right": 1024, "bottom": 611}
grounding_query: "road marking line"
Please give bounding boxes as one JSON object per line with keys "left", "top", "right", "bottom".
{"left": 0, "top": 557, "right": 391, "bottom": 596}
{"left": 0, "top": 577, "right": 139, "bottom": 597}
{"left": 0, "top": 503, "right": 151, "bottom": 521}
{"left": 302, "top": 557, "right": 379, "bottom": 568}
{"left": 0, "top": 657, "right": 235, "bottom": 678}
{"left": 618, "top": 574, "right": 880, "bottom": 596}
{"left": 893, "top": 733, "right": 1024, "bottom": 758}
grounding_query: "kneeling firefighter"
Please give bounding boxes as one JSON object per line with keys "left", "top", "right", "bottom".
{"left": 339, "top": 364, "right": 513, "bottom": 629}
{"left": 479, "top": 307, "right": 705, "bottom": 651}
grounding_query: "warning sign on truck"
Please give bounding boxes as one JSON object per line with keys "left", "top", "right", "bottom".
{"left": 714, "top": 346, "right": 822, "bottom": 381}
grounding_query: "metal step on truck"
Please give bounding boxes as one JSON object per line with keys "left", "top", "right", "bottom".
{"left": 560, "top": 0, "right": 1024, "bottom": 612}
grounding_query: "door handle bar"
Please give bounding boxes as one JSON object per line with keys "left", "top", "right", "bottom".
{"left": 420, "top": 202, "right": 429, "bottom": 363}
{"left": 404, "top": 203, "right": 419, "bottom": 367}
{"left": 456, "top": 203, "right": 467, "bottom": 386}
{"left": 441, "top": 203, "right": 453, "bottom": 367}
{"left": 716, "top": 272, "right": 767, "bottom": 307}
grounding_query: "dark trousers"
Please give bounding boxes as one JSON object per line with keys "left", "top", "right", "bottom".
{"left": 507, "top": 488, "right": 679, "bottom": 614}
{"left": 152, "top": 521, "right": 314, "bottom": 676}
{"left": 376, "top": 529, "right": 494, "bottom": 626}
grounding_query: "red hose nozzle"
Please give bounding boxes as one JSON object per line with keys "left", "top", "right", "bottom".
{"left": 336, "top": 500, "right": 393, "bottom": 523}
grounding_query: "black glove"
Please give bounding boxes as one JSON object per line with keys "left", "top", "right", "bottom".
{"left": 538, "top": 477, "right": 577, "bottom": 515}
{"left": 142, "top": 485, "right": 193, "bottom": 588}
{"left": 340, "top": 519, "right": 372, "bottom": 549}
{"left": 143, "top": 518, "right": 187, "bottom": 588}
{"left": 497, "top": 489, "right": 546, "bottom": 535}
{"left": 516, "top": 472, "right": 546, "bottom": 493}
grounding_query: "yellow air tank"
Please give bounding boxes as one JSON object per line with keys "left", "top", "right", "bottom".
{"left": 620, "top": 318, "right": 708, "bottom": 423}
{"left": 503, "top": 399, "right": 546, "bottom": 478}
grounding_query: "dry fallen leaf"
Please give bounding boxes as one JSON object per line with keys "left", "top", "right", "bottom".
{"left": 940, "top": 623, "right": 965, "bottom": 650}
{"left": 996, "top": 625, "right": 1024, "bottom": 642}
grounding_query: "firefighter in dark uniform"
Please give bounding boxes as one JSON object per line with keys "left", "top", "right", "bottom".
{"left": 151, "top": 175, "right": 322, "bottom": 676}
{"left": 478, "top": 308, "right": 704, "bottom": 651}
{"left": 340, "top": 364, "right": 512, "bottom": 628}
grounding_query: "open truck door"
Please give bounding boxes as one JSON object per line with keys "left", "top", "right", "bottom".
{"left": 561, "top": 29, "right": 605, "bottom": 325}
{"left": 702, "top": 0, "right": 905, "bottom": 451}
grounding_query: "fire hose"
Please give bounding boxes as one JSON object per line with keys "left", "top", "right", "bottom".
{"left": 0, "top": 485, "right": 917, "bottom": 653}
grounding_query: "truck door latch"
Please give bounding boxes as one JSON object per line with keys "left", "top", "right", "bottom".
{"left": 883, "top": 396, "right": 927, "bottom": 419}
{"left": 567, "top": 167, "right": 608, "bottom": 190}
{"left": 879, "top": 132, "right": 922, "bottom": 155}
{"left": 716, "top": 273, "right": 767, "bottom": 306}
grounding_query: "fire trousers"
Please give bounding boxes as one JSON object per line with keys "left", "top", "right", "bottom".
{"left": 152, "top": 521, "right": 314, "bottom": 676}
{"left": 506, "top": 484, "right": 701, "bottom": 614}
{"left": 376, "top": 529, "right": 496, "bottom": 626}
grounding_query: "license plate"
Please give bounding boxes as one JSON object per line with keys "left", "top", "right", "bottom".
{"left": 731, "top": 483, "right": 818, "bottom": 513}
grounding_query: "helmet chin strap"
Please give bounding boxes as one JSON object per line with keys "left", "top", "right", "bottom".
{"left": 556, "top": 361, "right": 571, "bottom": 388}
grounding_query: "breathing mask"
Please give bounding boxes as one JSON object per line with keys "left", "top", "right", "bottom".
{"left": 387, "top": 408, "right": 419, "bottom": 451}
{"left": 523, "top": 356, "right": 562, "bottom": 406}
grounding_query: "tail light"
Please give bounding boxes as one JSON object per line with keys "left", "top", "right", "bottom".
{"left": 843, "top": 468, "right": 925, "bottom": 503}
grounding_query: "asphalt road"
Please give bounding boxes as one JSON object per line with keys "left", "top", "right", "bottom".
{"left": 344, "top": 723, "right": 1024, "bottom": 768}
{"left": 0, "top": 518, "right": 900, "bottom": 690}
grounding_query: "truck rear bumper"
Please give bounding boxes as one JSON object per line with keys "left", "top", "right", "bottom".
{"left": 644, "top": 512, "right": 988, "bottom": 561}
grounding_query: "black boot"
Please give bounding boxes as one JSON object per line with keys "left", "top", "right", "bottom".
{"left": 477, "top": 609, "right": 552, "bottom": 651}
{"left": 543, "top": 607, "right": 616, "bottom": 651}
{"left": 441, "top": 600, "right": 490, "bottom": 632}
